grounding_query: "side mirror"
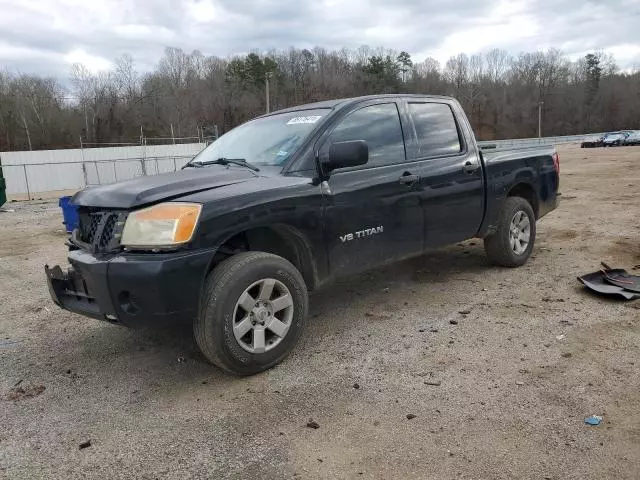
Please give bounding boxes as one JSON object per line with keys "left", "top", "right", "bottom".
{"left": 324, "top": 140, "right": 368, "bottom": 172}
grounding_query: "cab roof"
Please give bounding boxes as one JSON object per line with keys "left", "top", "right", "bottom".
{"left": 260, "top": 94, "right": 455, "bottom": 117}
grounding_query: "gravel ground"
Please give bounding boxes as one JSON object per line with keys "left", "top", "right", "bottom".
{"left": 1, "top": 145, "right": 639, "bottom": 480}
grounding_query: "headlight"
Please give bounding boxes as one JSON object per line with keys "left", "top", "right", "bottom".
{"left": 121, "top": 203, "right": 202, "bottom": 248}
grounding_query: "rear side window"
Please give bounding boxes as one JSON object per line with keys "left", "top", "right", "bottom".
{"left": 409, "top": 103, "right": 462, "bottom": 157}
{"left": 326, "top": 103, "right": 406, "bottom": 168}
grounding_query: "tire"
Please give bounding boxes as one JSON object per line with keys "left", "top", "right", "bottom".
{"left": 195, "top": 252, "right": 308, "bottom": 375}
{"left": 484, "top": 196, "right": 536, "bottom": 267}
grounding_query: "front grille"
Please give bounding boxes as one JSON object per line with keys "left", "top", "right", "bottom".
{"left": 76, "top": 209, "right": 128, "bottom": 252}
{"left": 79, "top": 212, "right": 102, "bottom": 244}
{"left": 99, "top": 215, "right": 117, "bottom": 249}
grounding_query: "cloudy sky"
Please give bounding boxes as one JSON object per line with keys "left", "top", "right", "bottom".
{"left": 1, "top": 0, "right": 639, "bottom": 79}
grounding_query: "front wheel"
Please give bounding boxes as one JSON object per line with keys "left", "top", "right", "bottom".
{"left": 195, "top": 252, "right": 308, "bottom": 375}
{"left": 484, "top": 197, "right": 536, "bottom": 267}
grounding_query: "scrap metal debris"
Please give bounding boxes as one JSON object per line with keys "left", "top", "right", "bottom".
{"left": 577, "top": 263, "right": 640, "bottom": 300}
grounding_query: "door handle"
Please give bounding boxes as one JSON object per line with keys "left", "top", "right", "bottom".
{"left": 399, "top": 173, "right": 420, "bottom": 185}
{"left": 463, "top": 161, "right": 480, "bottom": 173}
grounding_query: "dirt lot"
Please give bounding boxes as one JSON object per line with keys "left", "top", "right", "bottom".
{"left": 1, "top": 145, "right": 639, "bottom": 479}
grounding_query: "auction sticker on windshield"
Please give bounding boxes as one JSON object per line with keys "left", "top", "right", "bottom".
{"left": 287, "top": 116, "right": 322, "bottom": 125}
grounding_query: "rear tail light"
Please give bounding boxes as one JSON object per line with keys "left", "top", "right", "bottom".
{"left": 552, "top": 152, "right": 560, "bottom": 174}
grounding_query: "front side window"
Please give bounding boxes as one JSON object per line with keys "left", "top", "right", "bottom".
{"left": 325, "top": 103, "right": 406, "bottom": 168}
{"left": 192, "top": 108, "right": 330, "bottom": 167}
{"left": 409, "top": 103, "right": 462, "bottom": 157}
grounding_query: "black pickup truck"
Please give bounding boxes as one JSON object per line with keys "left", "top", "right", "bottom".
{"left": 46, "top": 94, "right": 559, "bottom": 375}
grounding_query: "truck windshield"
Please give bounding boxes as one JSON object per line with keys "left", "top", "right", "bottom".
{"left": 191, "top": 108, "right": 330, "bottom": 167}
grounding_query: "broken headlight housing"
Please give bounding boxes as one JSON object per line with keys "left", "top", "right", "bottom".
{"left": 121, "top": 202, "right": 202, "bottom": 249}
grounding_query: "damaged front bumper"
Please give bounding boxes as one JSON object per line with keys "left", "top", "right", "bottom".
{"left": 46, "top": 251, "right": 115, "bottom": 322}
{"left": 46, "top": 265, "right": 105, "bottom": 321}
{"left": 45, "top": 248, "right": 215, "bottom": 326}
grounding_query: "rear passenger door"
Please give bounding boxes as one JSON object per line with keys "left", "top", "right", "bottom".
{"left": 320, "top": 100, "right": 425, "bottom": 277}
{"left": 404, "top": 101, "right": 485, "bottom": 247}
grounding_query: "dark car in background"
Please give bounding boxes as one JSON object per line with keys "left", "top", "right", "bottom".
{"left": 602, "top": 132, "right": 629, "bottom": 146}
{"left": 622, "top": 131, "right": 640, "bottom": 146}
{"left": 581, "top": 135, "right": 604, "bottom": 148}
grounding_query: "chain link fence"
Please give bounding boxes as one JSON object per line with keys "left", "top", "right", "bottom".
{"left": 0, "top": 139, "right": 211, "bottom": 200}
{"left": 0, "top": 131, "right": 613, "bottom": 200}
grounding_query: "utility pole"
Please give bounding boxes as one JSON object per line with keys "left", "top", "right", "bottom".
{"left": 84, "top": 105, "right": 89, "bottom": 141}
{"left": 80, "top": 136, "right": 88, "bottom": 186}
{"left": 538, "top": 101, "right": 544, "bottom": 138}
{"left": 265, "top": 71, "right": 272, "bottom": 113}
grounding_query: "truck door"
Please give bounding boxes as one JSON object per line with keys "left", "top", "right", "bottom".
{"left": 404, "top": 101, "right": 485, "bottom": 247}
{"left": 319, "top": 101, "right": 425, "bottom": 277}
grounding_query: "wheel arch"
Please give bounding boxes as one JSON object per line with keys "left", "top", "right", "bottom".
{"left": 507, "top": 182, "right": 539, "bottom": 219}
{"left": 206, "top": 224, "right": 319, "bottom": 291}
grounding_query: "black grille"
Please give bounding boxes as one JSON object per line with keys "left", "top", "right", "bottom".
{"left": 79, "top": 212, "right": 102, "bottom": 244}
{"left": 99, "top": 214, "right": 117, "bottom": 249}
{"left": 76, "top": 210, "right": 127, "bottom": 252}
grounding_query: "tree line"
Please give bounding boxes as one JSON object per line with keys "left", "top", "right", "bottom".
{"left": 1, "top": 46, "right": 638, "bottom": 151}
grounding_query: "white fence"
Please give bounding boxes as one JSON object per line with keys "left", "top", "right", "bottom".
{"left": 1, "top": 143, "right": 207, "bottom": 198}
{"left": 0, "top": 131, "right": 612, "bottom": 198}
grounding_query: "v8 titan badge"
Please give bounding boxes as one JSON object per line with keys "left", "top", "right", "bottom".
{"left": 339, "top": 226, "right": 384, "bottom": 243}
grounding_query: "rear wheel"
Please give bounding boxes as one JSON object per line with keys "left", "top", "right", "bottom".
{"left": 195, "top": 252, "right": 308, "bottom": 375}
{"left": 484, "top": 196, "right": 536, "bottom": 267}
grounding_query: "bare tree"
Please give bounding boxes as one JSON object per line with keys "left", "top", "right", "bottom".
{"left": 444, "top": 53, "right": 470, "bottom": 91}
{"left": 1, "top": 45, "right": 639, "bottom": 151}
{"left": 485, "top": 48, "right": 510, "bottom": 83}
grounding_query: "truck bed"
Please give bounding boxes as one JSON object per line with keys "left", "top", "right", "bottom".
{"left": 481, "top": 144, "right": 557, "bottom": 165}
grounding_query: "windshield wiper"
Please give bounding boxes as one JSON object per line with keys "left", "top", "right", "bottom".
{"left": 183, "top": 157, "right": 259, "bottom": 172}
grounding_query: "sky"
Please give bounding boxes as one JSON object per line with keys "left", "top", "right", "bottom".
{"left": 1, "top": 0, "right": 639, "bottom": 80}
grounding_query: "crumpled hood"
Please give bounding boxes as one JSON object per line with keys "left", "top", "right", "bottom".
{"left": 72, "top": 166, "right": 258, "bottom": 209}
